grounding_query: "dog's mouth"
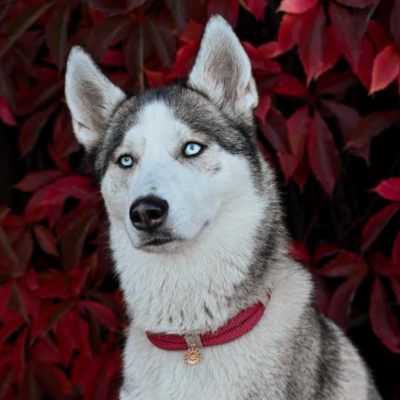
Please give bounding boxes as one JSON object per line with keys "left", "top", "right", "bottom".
{"left": 139, "top": 234, "right": 184, "bottom": 252}
{"left": 143, "top": 237, "right": 175, "bottom": 247}
{"left": 127, "top": 220, "right": 211, "bottom": 253}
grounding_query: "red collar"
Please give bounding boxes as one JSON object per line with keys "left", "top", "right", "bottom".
{"left": 146, "top": 288, "right": 272, "bottom": 365}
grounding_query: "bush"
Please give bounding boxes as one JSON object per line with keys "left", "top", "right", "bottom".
{"left": 0, "top": 0, "right": 400, "bottom": 399}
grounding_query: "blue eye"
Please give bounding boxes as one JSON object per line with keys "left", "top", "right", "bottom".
{"left": 118, "top": 155, "right": 134, "bottom": 168}
{"left": 183, "top": 142, "right": 204, "bottom": 158}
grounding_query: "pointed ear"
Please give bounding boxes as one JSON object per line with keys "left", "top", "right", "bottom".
{"left": 65, "top": 46, "right": 126, "bottom": 151}
{"left": 187, "top": 15, "right": 258, "bottom": 121}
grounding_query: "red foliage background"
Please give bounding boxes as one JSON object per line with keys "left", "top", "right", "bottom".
{"left": 1, "top": 0, "right": 400, "bottom": 398}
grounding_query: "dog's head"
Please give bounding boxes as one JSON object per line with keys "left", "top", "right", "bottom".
{"left": 65, "top": 15, "right": 269, "bottom": 254}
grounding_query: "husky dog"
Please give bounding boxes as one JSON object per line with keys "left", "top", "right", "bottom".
{"left": 65, "top": 15, "right": 381, "bottom": 400}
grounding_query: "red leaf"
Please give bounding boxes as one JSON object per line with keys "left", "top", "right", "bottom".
{"left": 0, "top": 1, "right": 54, "bottom": 58}
{"left": 48, "top": 109, "right": 78, "bottom": 172}
{"left": 32, "top": 361, "right": 74, "bottom": 400}
{"left": 207, "top": 0, "right": 239, "bottom": 28}
{"left": 346, "top": 110, "right": 400, "bottom": 162}
{"left": 14, "top": 170, "right": 64, "bottom": 192}
{"left": 319, "top": 252, "right": 364, "bottom": 277}
{"left": 164, "top": 0, "right": 189, "bottom": 32}
{"left": 145, "top": 70, "right": 174, "bottom": 88}
{"left": 391, "top": 275, "right": 400, "bottom": 307}
{"left": 328, "top": 274, "right": 365, "bottom": 330}
{"left": 368, "top": 21, "right": 391, "bottom": 52}
{"left": 169, "top": 40, "right": 199, "bottom": 79}
{"left": 25, "top": 175, "right": 96, "bottom": 225}
{"left": 321, "top": 27, "right": 342, "bottom": 77}
{"left": 242, "top": 42, "right": 281, "bottom": 73}
{"left": 102, "top": 49, "right": 124, "bottom": 67}
{"left": 314, "top": 244, "right": 338, "bottom": 262}
{"left": 16, "top": 75, "right": 63, "bottom": 117}
{"left": 276, "top": 13, "right": 303, "bottom": 54}
{"left": 46, "top": 0, "right": 72, "bottom": 70}
{"left": 57, "top": 200, "right": 100, "bottom": 270}
{"left": 315, "top": 71, "right": 354, "bottom": 98}
{"left": 278, "top": 152, "right": 299, "bottom": 182}
{"left": 31, "top": 336, "right": 61, "bottom": 364}
{"left": 372, "top": 178, "right": 400, "bottom": 201}
{"left": 287, "top": 106, "right": 310, "bottom": 163}
{"left": 0, "top": 355, "right": 14, "bottom": 399}
{"left": 87, "top": 15, "right": 130, "bottom": 62}
{"left": 371, "top": 252, "right": 399, "bottom": 276}
{"left": 0, "top": 283, "right": 12, "bottom": 314}
{"left": 0, "top": 226, "right": 18, "bottom": 269}
{"left": 74, "top": 351, "right": 115, "bottom": 400}
{"left": 181, "top": 20, "right": 203, "bottom": 43}
{"left": 239, "top": 0, "right": 269, "bottom": 20}
{"left": 0, "top": 315, "right": 25, "bottom": 345}
{"left": 330, "top": 3, "right": 370, "bottom": 69}
{"left": 292, "top": 153, "right": 311, "bottom": 192}
{"left": 14, "top": 229, "right": 33, "bottom": 274}
{"left": 72, "top": 312, "right": 93, "bottom": 359}
{"left": 254, "top": 94, "right": 271, "bottom": 122}
{"left": 19, "top": 105, "right": 57, "bottom": 159}
{"left": 124, "top": 22, "right": 148, "bottom": 78}
{"left": 320, "top": 100, "right": 361, "bottom": 144}
{"left": 308, "top": 111, "right": 341, "bottom": 194}
{"left": 86, "top": 0, "right": 146, "bottom": 15}
{"left": 278, "top": 0, "right": 319, "bottom": 14}
{"left": 33, "top": 280, "right": 70, "bottom": 300}
{"left": 146, "top": 16, "right": 177, "bottom": 68}
{"left": 259, "top": 107, "right": 291, "bottom": 154}
{"left": 33, "top": 225, "right": 59, "bottom": 257}
{"left": 272, "top": 73, "right": 309, "bottom": 97}
{"left": 289, "top": 241, "right": 311, "bottom": 264}
{"left": 298, "top": 7, "right": 341, "bottom": 84}
{"left": 29, "top": 300, "right": 74, "bottom": 344}
{"left": 70, "top": 267, "right": 90, "bottom": 297}
{"left": 393, "top": 231, "right": 400, "bottom": 267}
{"left": 370, "top": 43, "right": 400, "bottom": 94}
{"left": 335, "top": 0, "right": 377, "bottom": 7}
{"left": 81, "top": 300, "right": 119, "bottom": 331}
{"left": 361, "top": 203, "right": 400, "bottom": 253}
{"left": 355, "top": 35, "right": 375, "bottom": 89}
{"left": 54, "top": 314, "right": 75, "bottom": 366}
{"left": 391, "top": 0, "right": 400, "bottom": 49}
{"left": 0, "top": 96, "right": 16, "bottom": 126}
{"left": 370, "top": 278, "right": 400, "bottom": 353}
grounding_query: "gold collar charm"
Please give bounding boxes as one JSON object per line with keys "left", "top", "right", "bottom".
{"left": 184, "top": 335, "right": 203, "bottom": 365}
{"left": 184, "top": 343, "right": 202, "bottom": 365}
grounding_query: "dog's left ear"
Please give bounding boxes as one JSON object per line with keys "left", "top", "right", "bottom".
{"left": 187, "top": 15, "right": 258, "bottom": 121}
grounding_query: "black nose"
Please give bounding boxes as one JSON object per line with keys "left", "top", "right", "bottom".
{"left": 130, "top": 196, "right": 169, "bottom": 232}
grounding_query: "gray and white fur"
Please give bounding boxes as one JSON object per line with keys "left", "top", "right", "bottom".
{"left": 65, "top": 15, "right": 382, "bottom": 400}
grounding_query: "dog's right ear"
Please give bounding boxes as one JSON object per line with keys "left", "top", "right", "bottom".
{"left": 65, "top": 46, "right": 126, "bottom": 151}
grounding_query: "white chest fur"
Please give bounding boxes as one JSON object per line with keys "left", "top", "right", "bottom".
{"left": 119, "top": 266, "right": 313, "bottom": 400}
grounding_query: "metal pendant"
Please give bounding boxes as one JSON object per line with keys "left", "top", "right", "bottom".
{"left": 184, "top": 344, "right": 202, "bottom": 365}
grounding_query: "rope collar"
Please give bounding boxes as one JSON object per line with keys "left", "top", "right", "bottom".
{"left": 146, "top": 285, "right": 273, "bottom": 365}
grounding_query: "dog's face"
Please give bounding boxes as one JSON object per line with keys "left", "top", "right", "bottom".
{"left": 65, "top": 16, "right": 262, "bottom": 253}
